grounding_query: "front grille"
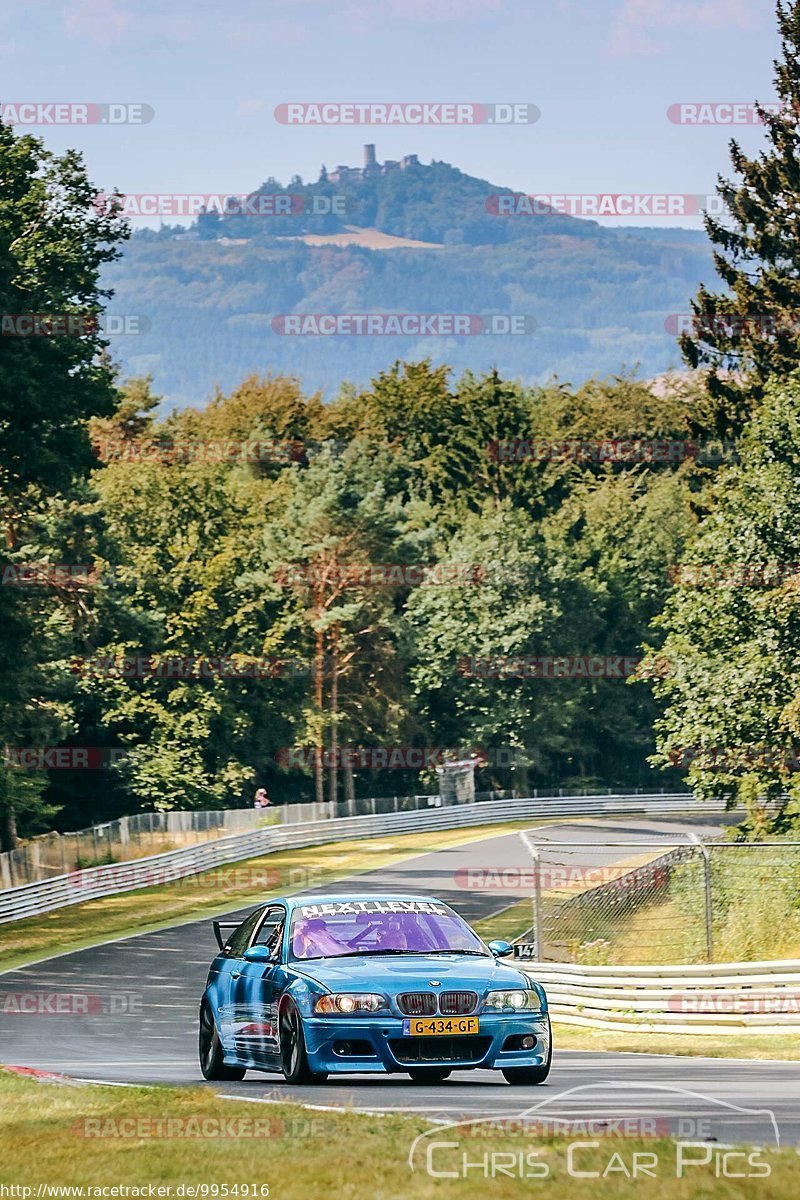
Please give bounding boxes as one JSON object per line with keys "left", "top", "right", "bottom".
{"left": 439, "top": 990, "right": 478, "bottom": 1015}
{"left": 398, "top": 992, "right": 437, "bottom": 1015}
{"left": 389, "top": 1036, "right": 492, "bottom": 1064}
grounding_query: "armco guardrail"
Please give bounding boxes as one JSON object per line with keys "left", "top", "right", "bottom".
{"left": 511, "top": 954, "right": 800, "bottom": 1034}
{"left": 0, "top": 793, "right": 720, "bottom": 925}
{"left": 0, "top": 788, "right": 673, "bottom": 888}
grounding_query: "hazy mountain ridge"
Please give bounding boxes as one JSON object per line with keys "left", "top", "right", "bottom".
{"left": 105, "top": 153, "right": 712, "bottom": 406}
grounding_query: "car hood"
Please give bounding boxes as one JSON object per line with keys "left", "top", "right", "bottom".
{"left": 290, "top": 953, "right": 534, "bottom": 993}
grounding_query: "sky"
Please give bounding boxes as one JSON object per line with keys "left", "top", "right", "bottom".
{"left": 0, "top": 0, "right": 783, "bottom": 228}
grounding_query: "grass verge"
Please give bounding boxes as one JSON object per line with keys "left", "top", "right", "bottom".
{"left": 0, "top": 1069, "right": 796, "bottom": 1199}
{"left": 0, "top": 819, "right": 541, "bottom": 974}
{"left": 552, "top": 1022, "right": 800, "bottom": 1060}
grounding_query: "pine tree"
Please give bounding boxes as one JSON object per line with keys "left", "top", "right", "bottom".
{"left": 681, "top": 0, "right": 800, "bottom": 438}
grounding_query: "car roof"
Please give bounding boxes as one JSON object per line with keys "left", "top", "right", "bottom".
{"left": 277, "top": 893, "right": 451, "bottom": 910}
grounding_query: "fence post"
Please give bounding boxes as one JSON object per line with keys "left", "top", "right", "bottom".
{"left": 519, "top": 831, "right": 544, "bottom": 959}
{"left": 691, "top": 835, "right": 714, "bottom": 962}
{"left": 531, "top": 844, "right": 543, "bottom": 959}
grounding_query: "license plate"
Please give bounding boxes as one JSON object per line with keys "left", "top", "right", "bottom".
{"left": 403, "top": 1017, "right": 479, "bottom": 1036}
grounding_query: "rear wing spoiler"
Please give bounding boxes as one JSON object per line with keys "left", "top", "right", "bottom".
{"left": 213, "top": 920, "right": 241, "bottom": 951}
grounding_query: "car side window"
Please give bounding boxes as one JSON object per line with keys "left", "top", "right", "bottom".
{"left": 253, "top": 905, "right": 286, "bottom": 956}
{"left": 224, "top": 909, "right": 263, "bottom": 958}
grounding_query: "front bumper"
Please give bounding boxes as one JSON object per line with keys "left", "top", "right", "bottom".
{"left": 301, "top": 1013, "right": 551, "bottom": 1074}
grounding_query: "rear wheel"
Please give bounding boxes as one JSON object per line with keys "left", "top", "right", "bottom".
{"left": 408, "top": 1068, "right": 451, "bottom": 1083}
{"left": 279, "top": 999, "right": 328, "bottom": 1084}
{"left": 199, "top": 1002, "right": 246, "bottom": 1081}
{"left": 501, "top": 1020, "right": 552, "bottom": 1085}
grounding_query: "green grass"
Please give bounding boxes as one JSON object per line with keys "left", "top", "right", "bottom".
{"left": 0, "top": 818, "right": 544, "bottom": 974}
{"left": 1, "top": 1069, "right": 796, "bottom": 1199}
{"left": 553, "top": 1022, "right": 800, "bottom": 1060}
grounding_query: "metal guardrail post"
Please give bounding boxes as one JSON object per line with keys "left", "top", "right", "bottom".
{"left": 690, "top": 834, "right": 714, "bottom": 963}
{"left": 519, "top": 831, "right": 544, "bottom": 959}
{"left": 532, "top": 845, "right": 543, "bottom": 959}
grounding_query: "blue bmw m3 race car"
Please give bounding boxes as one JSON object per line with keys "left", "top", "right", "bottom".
{"left": 199, "top": 893, "right": 551, "bottom": 1085}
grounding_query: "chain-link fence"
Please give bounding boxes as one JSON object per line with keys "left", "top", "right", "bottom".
{"left": 0, "top": 807, "right": 282, "bottom": 889}
{"left": 1, "top": 786, "right": 688, "bottom": 889}
{"left": 0, "top": 795, "right": 450, "bottom": 887}
{"left": 517, "top": 837, "right": 800, "bottom": 965}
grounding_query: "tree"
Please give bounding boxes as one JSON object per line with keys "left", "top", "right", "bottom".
{"left": 0, "top": 120, "right": 127, "bottom": 848}
{"left": 256, "top": 449, "right": 410, "bottom": 805}
{"left": 643, "top": 372, "right": 800, "bottom": 834}
{"left": 680, "top": 1, "right": 800, "bottom": 438}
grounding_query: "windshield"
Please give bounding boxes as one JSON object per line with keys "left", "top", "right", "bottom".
{"left": 289, "top": 899, "right": 488, "bottom": 960}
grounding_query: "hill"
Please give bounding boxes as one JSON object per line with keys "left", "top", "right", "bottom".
{"left": 103, "top": 150, "right": 713, "bottom": 405}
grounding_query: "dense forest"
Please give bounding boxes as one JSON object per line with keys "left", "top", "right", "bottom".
{"left": 3, "top": 361, "right": 709, "bottom": 835}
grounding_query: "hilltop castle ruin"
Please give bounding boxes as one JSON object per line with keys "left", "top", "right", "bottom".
{"left": 321, "top": 145, "right": 420, "bottom": 184}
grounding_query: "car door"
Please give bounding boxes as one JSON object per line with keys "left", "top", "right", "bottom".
{"left": 232, "top": 904, "right": 287, "bottom": 1067}
{"left": 214, "top": 907, "right": 265, "bottom": 1053}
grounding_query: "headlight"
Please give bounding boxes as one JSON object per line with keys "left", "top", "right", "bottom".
{"left": 482, "top": 989, "right": 543, "bottom": 1013}
{"left": 313, "top": 993, "right": 386, "bottom": 1015}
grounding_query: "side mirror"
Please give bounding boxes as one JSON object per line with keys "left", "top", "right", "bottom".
{"left": 487, "top": 939, "right": 514, "bottom": 958}
{"left": 243, "top": 945, "right": 275, "bottom": 964}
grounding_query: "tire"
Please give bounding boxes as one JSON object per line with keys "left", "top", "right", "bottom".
{"left": 279, "top": 999, "right": 328, "bottom": 1084}
{"left": 408, "top": 1068, "right": 451, "bottom": 1083}
{"left": 199, "top": 1002, "right": 246, "bottom": 1081}
{"left": 501, "top": 1021, "right": 552, "bottom": 1085}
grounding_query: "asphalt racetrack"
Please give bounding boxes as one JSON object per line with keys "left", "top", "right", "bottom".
{"left": 1, "top": 816, "right": 797, "bottom": 1147}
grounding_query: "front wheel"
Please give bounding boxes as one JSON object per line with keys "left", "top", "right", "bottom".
{"left": 279, "top": 999, "right": 328, "bottom": 1084}
{"left": 408, "top": 1068, "right": 451, "bottom": 1083}
{"left": 502, "top": 1022, "right": 552, "bottom": 1085}
{"left": 199, "top": 1002, "right": 246, "bottom": 1081}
